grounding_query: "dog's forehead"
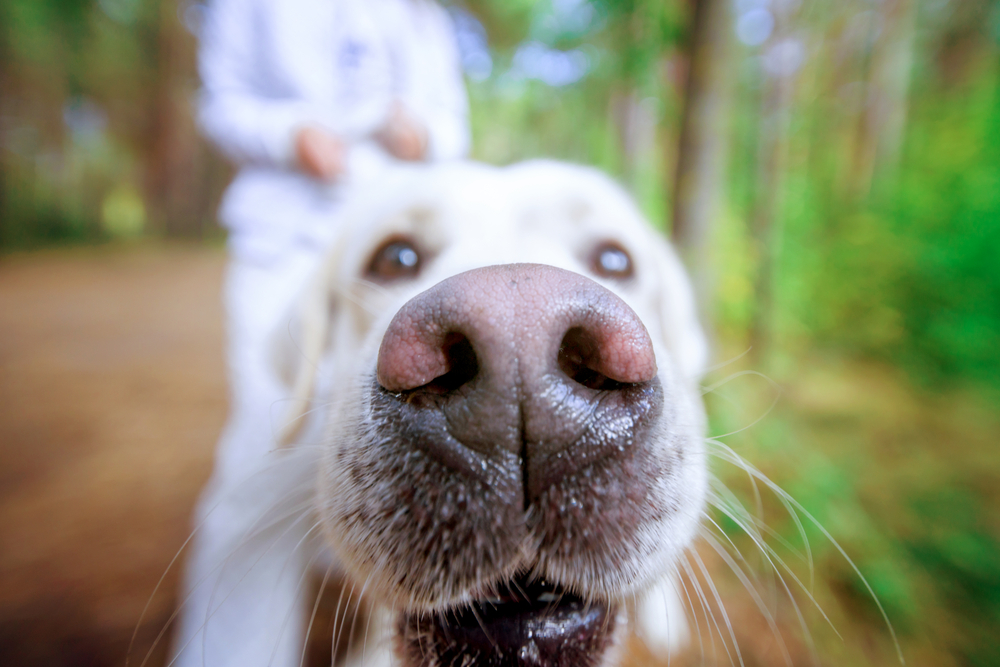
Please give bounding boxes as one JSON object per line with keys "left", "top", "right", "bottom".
{"left": 341, "top": 161, "right": 652, "bottom": 268}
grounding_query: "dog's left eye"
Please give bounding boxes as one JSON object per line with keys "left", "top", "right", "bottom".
{"left": 591, "top": 241, "right": 633, "bottom": 279}
{"left": 368, "top": 238, "right": 422, "bottom": 280}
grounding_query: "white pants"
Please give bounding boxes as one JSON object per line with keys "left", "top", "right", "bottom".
{"left": 171, "top": 245, "right": 328, "bottom": 667}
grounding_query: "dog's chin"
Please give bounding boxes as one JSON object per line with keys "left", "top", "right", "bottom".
{"left": 396, "top": 575, "right": 617, "bottom": 667}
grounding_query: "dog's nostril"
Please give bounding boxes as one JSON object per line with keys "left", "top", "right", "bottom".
{"left": 557, "top": 327, "right": 626, "bottom": 391}
{"left": 423, "top": 333, "right": 479, "bottom": 393}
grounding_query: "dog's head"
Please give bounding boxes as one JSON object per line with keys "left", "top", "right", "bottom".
{"left": 279, "top": 160, "right": 708, "bottom": 666}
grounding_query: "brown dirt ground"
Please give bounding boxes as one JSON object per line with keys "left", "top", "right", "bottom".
{"left": 0, "top": 243, "right": 830, "bottom": 667}
{"left": 0, "top": 244, "right": 225, "bottom": 667}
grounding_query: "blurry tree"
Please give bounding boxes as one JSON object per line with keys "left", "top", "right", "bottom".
{"left": 671, "top": 0, "right": 732, "bottom": 311}
{"left": 745, "top": 0, "right": 801, "bottom": 362}
{"left": 0, "top": 0, "right": 225, "bottom": 249}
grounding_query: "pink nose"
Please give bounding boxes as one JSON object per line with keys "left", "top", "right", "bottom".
{"left": 377, "top": 264, "right": 656, "bottom": 393}
{"left": 376, "top": 263, "right": 659, "bottom": 499}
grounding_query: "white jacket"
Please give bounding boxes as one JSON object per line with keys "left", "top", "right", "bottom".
{"left": 198, "top": 0, "right": 470, "bottom": 262}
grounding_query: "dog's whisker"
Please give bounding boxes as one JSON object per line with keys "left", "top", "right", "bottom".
{"left": 684, "top": 552, "right": 730, "bottom": 666}
{"left": 415, "top": 610, "right": 426, "bottom": 662}
{"left": 268, "top": 519, "right": 326, "bottom": 605}
{"left": 705, "top": 495, "right": 805, "bottom": 606}
{"left": 701, "top": 346, "right": 753, "bottom": 376}
{"left": 701, "top": 368, "right": 779, "bottom": 397}
{"left": 660, "top": 568, "right": 687, "bottom": 667}
{"left": 127, "top": 517, "right": 203, "bottom": 667}
{"left": 153, "top": 519, "right": 303, "bottom": 667}
{"left": 346, "top": 570, "right": 377, "bottom": 659}
{"left": 161, "top": 506, "right": 315, "bottom": 667}
{"left": 626, "top": 588, "right": 640, "bottom": 650}
{"left": 699, "top": 513, "right": 763, "bottom": 590}
{"left": 680, "top": 553, "right": 720, "bottom": 664}
{"left": 131, "top": 446, "right": 320, "bottom": 662}
{"left": 707, "top": 441, "right": 876, "bottom": 634}
{"left": 714, "top": 445, "right": 769, "bottom": 544}
{"left": 706, "top": 483, "right": 844, "bottom": 657}
{"left": 699, "top": 525, "right": 796, "bottom": 666}
{"left": 199, "top": 505, "right": 319, "bottom": 659}
{"left": 709, "top": 439, "right": 818, "bottom": 589}
{"left": 360, "top": 573, "right": 381, "bottom": 666}
{"left": 706, "top": 382, "right": 783, "bottom": 440}
{"left": 747, "top": 514, "right": 812, "bottom": 567}
{"left": 333, "top": 580, "right": 358, "bottom": 661}
{"left": 705, "top": 480, "right": 788, "bottom": 620}
{"left": 468, "top": 602, "right": 499, "bottom": 651}
{"left": 329, "top": 572, "right": 352, "bottom": 665}
{"left": 708, "top": 442, "right": 816, "bottom": 588}
{"left": 348, "top": 276, "right": 390, "bottom": 296}
{"left": 141, "top": 555, "right": 236, "bottom": 667}
{"left": 673, "top": 553, "right": 706, "bottom": 661}
{"left": 299, "top": 563, "right": 334, "bottom": 667}
{"left": 345, "top": 277, "right": 394, "bottom": 306}
{"left": 706, "top": 482, "right": 769, "bottom": 555}
{"left": 707, "top": 488, "right": 809, "bottom": 577}
{"left": 268, "top": 398, "right": 336, "bottom": 444}
{"left": 140, "top": 461, "right": 318, "bottom": 667}
{"left": 689, "top": 546, "right": 745, "bottom": 667}
{"left": 267, "top": 546, "right": 325, "bottom": 667}
{"left": 338, "top": 288, "right": 381, "bottom": 317}
{"left": 280, "top": 318, "right": 324, "bottom": 376}
{"left": 509, "top": 576, "right": 529, "bottom": 602}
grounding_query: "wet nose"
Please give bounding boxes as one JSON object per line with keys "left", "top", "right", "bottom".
{"left": 376, "top": 263, "right": 660, "bottom": 500}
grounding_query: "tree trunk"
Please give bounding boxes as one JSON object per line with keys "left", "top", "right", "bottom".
{"left": 146, "top": 0, "right": 207, "bottom": 238}
{"left": 747, "top": 6, "right": 799, "bottom": 364}
{"left": 671, "top": 0, "right": 732, "bottom": 311}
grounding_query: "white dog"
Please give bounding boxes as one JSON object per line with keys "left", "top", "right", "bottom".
{"left": 169, "top": 160, "right": 709, "bottom": 667}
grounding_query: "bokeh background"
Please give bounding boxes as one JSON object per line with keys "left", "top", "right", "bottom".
{"left": 1, "top": 0, "right": 998, "bottom": 665}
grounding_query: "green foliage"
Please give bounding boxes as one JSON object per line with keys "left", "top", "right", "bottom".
{"left": 764, "top": 49, "right": 1000, "bottom": 388}
{"left": 589, "top": 0, "right": 687, "bottom": 79}
{"left": 881, "top": 85, "right": 1000, "bottom": 385}
{"left": 0, "top": 0, "right": 161, "bottom": 249}
{"left": 705, "top": 360, "right": 1000, "bottom": 664}
{"left": 460, "top": 0, "right": 537, "bottom": 50}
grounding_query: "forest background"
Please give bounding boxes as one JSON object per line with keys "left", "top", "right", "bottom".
{"left": 1, "top": 0, "right": 998, "bottom": 665}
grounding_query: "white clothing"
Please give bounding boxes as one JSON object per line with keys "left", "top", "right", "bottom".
{"left": 199, "top": 0, "right": 471, "bottom": 263}
{"left": 171, "top": 3, "right": 470, "bottom": 665}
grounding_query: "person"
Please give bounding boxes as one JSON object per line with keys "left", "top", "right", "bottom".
{"left": 170, "top": 1, "right": 470, "bottom": 665}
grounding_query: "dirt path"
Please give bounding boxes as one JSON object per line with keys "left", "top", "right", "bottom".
{"left": 0, "top": 244, "right": 227, "bottom": 666}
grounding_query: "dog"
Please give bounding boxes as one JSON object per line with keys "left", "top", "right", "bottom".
{"left": 168, "top": 160, "right": 709, "bottom": 667}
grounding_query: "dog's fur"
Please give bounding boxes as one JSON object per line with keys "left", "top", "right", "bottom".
{"left": 171, "top": 160, "right": 709, "bottom": 667}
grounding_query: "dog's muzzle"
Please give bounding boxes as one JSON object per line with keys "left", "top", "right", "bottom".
{"left": 358, "top": 264, "right": 666, "bottom": 665}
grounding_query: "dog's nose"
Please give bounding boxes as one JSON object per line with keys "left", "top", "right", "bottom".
{"left": 377, "top": 264, "right": 661, "bottom": 501}
{"left": 377, "top": 264, "right": 656, "bottom": 392}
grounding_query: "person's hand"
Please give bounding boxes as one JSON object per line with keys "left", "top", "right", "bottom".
{"left": 376, "top": 103, "right": 428, "bottom": 161}
{"left": 294, "top": 125, "right": 346, "bottom": 181}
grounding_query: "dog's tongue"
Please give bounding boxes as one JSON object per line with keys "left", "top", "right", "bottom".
{"left": 399, "top": 581, "right": 617, "bottom": 667}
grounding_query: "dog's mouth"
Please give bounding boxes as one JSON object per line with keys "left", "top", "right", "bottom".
{"left": 398, "top": 574, "right": 617, "bottom": 667}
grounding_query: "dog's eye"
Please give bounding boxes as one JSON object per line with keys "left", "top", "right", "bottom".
{"left": 368, "top": 238, "right": 422, "bottom": 280}
{"left": 591, "top": 242, "right": 633, "bottom": 279}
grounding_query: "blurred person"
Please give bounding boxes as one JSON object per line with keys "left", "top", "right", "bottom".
{"left": 171, "top": 1, "right": 469, "bottom": 665}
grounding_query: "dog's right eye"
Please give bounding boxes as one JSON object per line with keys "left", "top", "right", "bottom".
{"left": 367, "top": 238, "right": 422, "bottom": 280}
{"left": 591, "top": 241, "right": 633, "bottom": 280}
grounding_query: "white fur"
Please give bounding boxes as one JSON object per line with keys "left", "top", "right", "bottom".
{"left": 170, "top": 160, "right": 708, "bottom": 667}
